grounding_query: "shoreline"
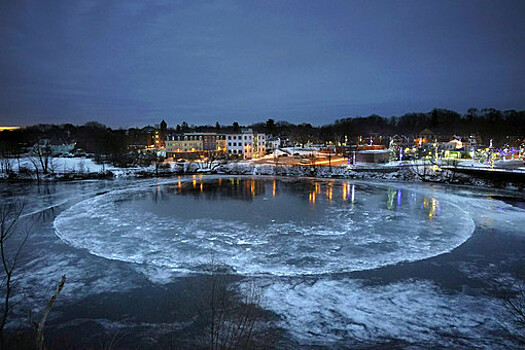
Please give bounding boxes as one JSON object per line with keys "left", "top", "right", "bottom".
{"left": 1, "top": 159, "right": 524, "bottom": 193}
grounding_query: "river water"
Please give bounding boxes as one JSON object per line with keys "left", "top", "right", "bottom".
{"left": 1, "top": 176, "right": 524, "bottom": 348}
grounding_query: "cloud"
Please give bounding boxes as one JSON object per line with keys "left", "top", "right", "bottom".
{"left": 1, "top": 0, "right": 525, "bottom": 127}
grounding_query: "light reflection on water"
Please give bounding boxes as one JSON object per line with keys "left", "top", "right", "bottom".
{"left": 128, "top": 178, "right": 444, "bottom": 224}
{"left": 53, "top": 177, "right": 467, "bottom": 276}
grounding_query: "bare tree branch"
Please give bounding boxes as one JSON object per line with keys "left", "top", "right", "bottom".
{"left": 0, "top": 202, "right": 27, "bottom": 347}
{"left": 34, "top": 275, "right": 66, "bottom": 350}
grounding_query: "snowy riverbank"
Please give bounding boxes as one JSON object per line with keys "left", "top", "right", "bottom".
{"left": 1, "top": 156, "right": 523, "bottom": 192}
{"left": 217, "top": 162, "right": 524, "bottom": 191}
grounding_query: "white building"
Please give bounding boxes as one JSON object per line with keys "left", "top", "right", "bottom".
{"left": 225, "top": 129, "right": 266, "bottom": 159}
{"left": 439, "top": 138, "right": 464, "bottom": 151}
{"left": 265, "top": 136, "right": 281, "bottom": 153}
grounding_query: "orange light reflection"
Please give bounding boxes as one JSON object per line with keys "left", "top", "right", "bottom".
{"left": 326, "top": 183, "right": 333, "bottom": 201}
{"left": 309, "top": 191, "right": 316, "bottom": 205}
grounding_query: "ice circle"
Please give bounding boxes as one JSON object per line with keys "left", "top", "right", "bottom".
{"left": 54, "top": 177, "right": 475, "bottom": 276}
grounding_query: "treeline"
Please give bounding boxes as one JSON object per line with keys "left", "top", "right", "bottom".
{"left": 0, "top": 122, "right": 129, "bottom": 164}
{"left": 251, "top": 108, "right": 525, "bottom": 146}
{"left": 164, "top": 108, "right": 525, "bottom": 146}
{"left": 1, "top": 108, "right": 524, "bottom": 158}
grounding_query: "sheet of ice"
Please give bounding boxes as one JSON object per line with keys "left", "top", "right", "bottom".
{"left": 246, "top": 183, "right": 525, "bottom": 348}
{"left": 0, "top": 181, "right": 108, "bottom": 217}
{"left": 256, "top": 278, "right": 515, "bottom": 348}
{"left": 53, "top": 178, "right": 481, "bottom": 282}
{"left": 387, "top": 183, "right": 525, "bottom": 236}
{"left": 0, "top": 178, "right": 164, "bottom": 218}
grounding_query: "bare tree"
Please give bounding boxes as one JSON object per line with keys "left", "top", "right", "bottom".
{"left": 0, "top": 202, "right": 28, "bottom": 347}
{"left": 0, "top": 156, "right": 13, "bottom": 175}
{"left": 204, "top": 255, "right": 261, "bottom": 350}
{"left": 273, "top": 152, "right": 281, "bottom": 175}
{"left": 33, "top": 275, "right": 66, "bottom": 350}
{"left": 0, "top": 142, "right": 18, "bottom": 175}
{"left": 28, "top": 157, "right": 41, "bottom": 185}
{"left": 201, "top": 151, "right": 224, "bottom": 172}
{"left": 189, "top": 151, "right": 225, "bottom": 173}
{"left": 29, "top": 140, "right": 53, "bottom": 175}
{"left": 97, "top": 330, "right": 125, "bottom": 350}
{"left": 504, "top": 278, "right": 525, "bottom": 342}
{"left": 0, "top": 202, "right": 65, "bottom": 349}
{"left": 307, "top": 152, "right": 319, "bottom": 176}
{"left": 176, "top": 254, "right": 264, "bottom": 349}
{"left": 307, "top": 152, "right": 317, "bottom": 168}
{"left": 409, "top": 158, "right": 432, "bottom": 181}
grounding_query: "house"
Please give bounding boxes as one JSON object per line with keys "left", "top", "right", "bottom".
{"left": 165, "top": 132, "right": 227, "bottom": 158}
{"left": 389, "top": 134, "right": 411, "bottom": 148}
{"left": 355, "top": 149, "right": 392, "bottom": 163}
{"left": 439, "top": 136, "right": 465, "bottom": 151}
{"left": 225, "top": 129, "right": 266, "bottom": 159}
{"left": 265, "top": 136, "right": 281, "bottom": 153}
{"left": 142, "top": 120, "right": 168, "bottom": 148}
{"left": 165, "top": 133, "right": 203, "bottom": 157}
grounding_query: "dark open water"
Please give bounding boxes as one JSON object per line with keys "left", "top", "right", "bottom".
{"left": 1, "top": 176, "right": 524, "bottom": 349}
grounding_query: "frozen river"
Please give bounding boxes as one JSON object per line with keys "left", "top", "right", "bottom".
{"left": 1, "top": 176, "right": 525, "bottom": 348}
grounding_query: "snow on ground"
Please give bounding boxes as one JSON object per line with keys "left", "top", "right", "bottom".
{"left": 11, "top": 156, "right": 126, "bottom": 173}
{"left": 281, "top": 147, "right": 320, "bottom": 155}
{"left": 459, "top": 159, "right": 525, "bottom": 172}
{"left": 8, "top": 156, "right": 160, "bottom": 177}
{"left": 259, "top": 147, "right": 319, "bottom": 158}
{"left": 458, "top": 160, "right": 491, "bottom": 168}
{"left": 271, "top": 149, "right": 289, "bottom": 157}
{"left": 3, "top": 155, "right": 524, "bottom": 193}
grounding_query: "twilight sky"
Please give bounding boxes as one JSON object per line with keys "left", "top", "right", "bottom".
{"left": 1, "top": 0, "right": 524, "bottom": 128}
